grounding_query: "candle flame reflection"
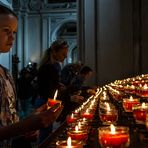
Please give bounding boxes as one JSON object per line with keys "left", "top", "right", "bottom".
{"left": 53, "top": 90, "right": 58, "bottom": 100}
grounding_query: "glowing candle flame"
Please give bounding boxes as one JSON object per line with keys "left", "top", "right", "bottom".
{"left": 110, "top": 124, "right": 116, "bottom": 134}
{"left": 71, "top": 113, "right": 74, "bottom": 118}
{"left": 142, "top": 102, "right": 146, "bottom": 108}
{"left": 86, "top": 109, "right": 89, "bottom": 113}
{"left": 83, "top": 118, "right": 86, "bottom": 121}
{"left": 129, "top": 96, "right": 133, "bottom": 101}
{"left": 53, "top": 90, "right": 58, "bottom": 100}
{"left": 67, "top": 137, "right": 72, "bottom": 147}
{"left": 78, "top": 122, "right": 81, "bottom": 127}
{"left": 106, "top": 103, "right": 111, "bottom": 111}
{"left": 143, "top": 84, "right": 148, "bottom": 90}
{"left": 75, "top": 110, "right": 78, "bottom": 113}
{"left": 131, "top": 85, "right": 135, "bottom": 89}
{"left": 75, "top": 125, "right": 79, "bottom": 132}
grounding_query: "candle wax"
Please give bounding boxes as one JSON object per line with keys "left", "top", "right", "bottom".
{"left": 56, "top": 140, "right": 83, "bottom": 148}
{"left": 100, "top": 114, "right": 118, "bottom": 123}
{"left": 99, "top": 133, "right": 129, "bottom": 148}
{"left": 47, "top": 98, "right": 61, "bottom": 107}
{"left": 68, "top": 131, "right": 88, "bottom": 141}
{"left": 81, "top": 113, "right": 93, "bottom": 120}
{"left": 123, "top": 101, "right": 140, "bottom": 112}
{"left": 133, "top": 109, "right": 147, "bottom": 121}
{"left": 138, "top": 89, "right": 148, "bottom": 97}
{"left": 66, "top": 117, "right": 77, "bottom": 124}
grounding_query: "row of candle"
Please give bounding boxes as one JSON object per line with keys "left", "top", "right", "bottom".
{"left": 55, "top": 88, "right": 101, "bottom": 147}
{"left": 107, "top": 84, "right": 148, "bottom": 124}
{"left": 99, "top": 89, "right": 148, "bottom": 126}
{"left": 97, "top": 90, "right": 130, "bottom": 148}
{"left": 47, "top": 87, "right": 148, "bottom": 147}
{"left": 98, "top": 124, "right": 130, "bottom": 148}
{"left": 100, "top": 74, "right": 148, "bottom": 147}
{"left": 111, "top": 73, "right": 148, "bottom": 97}
{"left": 98, "top": 88, "right": 148, "bottom": 148}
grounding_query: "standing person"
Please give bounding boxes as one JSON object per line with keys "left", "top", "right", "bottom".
{"left": 35, "top": 39, "right": 69, "bottom": 143}
{"left": 0, "top": 4, "right": 63, "bottom": 147}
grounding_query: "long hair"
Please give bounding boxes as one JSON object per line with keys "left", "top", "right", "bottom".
{"left": 38, "top": 39, "right": 68, "bottom": 68}
{"left": 38, "top": 48, "right": 51, "bottom": 68}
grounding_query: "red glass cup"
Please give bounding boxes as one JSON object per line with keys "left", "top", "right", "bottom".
{"left": 47, "top": 98, "right": 61, "bottom": 109}
{"left": 66, "top": 114, "right": 78, "bottom": 124}
{"left": 99, "top": 102, "right": 118, "bottom": 125}
{"left": 98, "top": 126, "right": 130, "bottom": 148}
{"left": 67, "top": 127, "right": 88, "bottom": 142}
{"left": 133, "top": 103, "right": 148, "bottom": 124}
{"left": 137, "top": 84, "right": 148, "bottom": 97}
{"left": 80, "top": 109, "right": 94, "bottom": 120}
{"left": 122, "top": 97, "right": 140, "bottom": 112}
{"left": 99, "top": 113, "right": 118, "bottom": 125}
{"left": 56, "top": 139, "right": 83, "bottom": 148}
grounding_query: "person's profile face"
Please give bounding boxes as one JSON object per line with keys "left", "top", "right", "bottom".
{"left": 55, "top": 47, "right": 68, "bottom": 63}
{"left": 0, "top": 14, "right": 18, "bottom": 53}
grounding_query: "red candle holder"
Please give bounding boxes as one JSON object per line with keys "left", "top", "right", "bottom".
{"left": 133, "top": 103, "right": 148, "bottom": 124}
{"left": 99, "top": 113, "right": 118, "bottom": 125}
{"left": 47, "top": 89, "right": 61, "bottom": 109}
{"left": 67, "top": 126, "right": 88, "bottom": 142}
{"left": 122, "top": 97, "right": 140, "bottom": 112}
{"left": 66, "top": 114, "right": 78, "bottom": 124}
{"left": 56, "top": 138, "right": 83, "bottom": 148}
{"left": 70, "top": 121, "right": 90, "bottom": 133}
{"left": 99, "top": 102, "right": 118, "bottom": 125}
{"left": 77, "top": 118, "right": 89, "bottom": 126}
{"left": 137, "top": 84, "right": 148, "bottom": 97}
{"left": 47, "top": 98, "right": 61, "bottom": 109}
{"left": 98, "top": 125, "right": 130, "bottom": 148}
{"left": 80, "top": 109, "right": 94, "bottom": 120}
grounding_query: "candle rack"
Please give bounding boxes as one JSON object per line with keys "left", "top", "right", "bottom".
{"left": 38, "top": 89, "right": 148, "bottom": 148}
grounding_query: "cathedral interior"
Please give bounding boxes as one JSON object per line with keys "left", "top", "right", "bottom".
{"left": 1, "top": 1, "right": 148, "bottom": 148}
{"left": 1, "top": 0, "right": 148, "bottom": 86}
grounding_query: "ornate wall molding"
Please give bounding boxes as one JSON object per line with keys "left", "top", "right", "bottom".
{"left": 12, "top": 0, "right": 77, "bottom": 69}
{"left": 29, "top": 0, "right": 42, "bottom": 11}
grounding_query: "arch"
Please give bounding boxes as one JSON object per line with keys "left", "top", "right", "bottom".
{"left": 51, "top": 18, "right": 77, "bottom": 41}
{"left": 51, "top": 18, "right": 78, "bottom": 64}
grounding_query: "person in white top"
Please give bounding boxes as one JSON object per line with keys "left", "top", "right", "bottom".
{"left": 0, "top": 4, "right": 63, "bottom": 146}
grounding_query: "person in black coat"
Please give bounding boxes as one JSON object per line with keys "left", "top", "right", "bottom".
{"left": 34, "top": 39, "right": 69, "bottom": 143}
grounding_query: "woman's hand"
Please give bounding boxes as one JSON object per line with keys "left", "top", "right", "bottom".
{"left": 70, "top": 95, "right": 84, "bottom": 104}
{"left": 35, "top": 103, "right": 63, "bottom": 128}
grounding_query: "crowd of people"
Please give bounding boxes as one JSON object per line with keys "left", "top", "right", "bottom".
{"left": 0, "top": 4, "right": 95, "bottom": 147}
